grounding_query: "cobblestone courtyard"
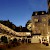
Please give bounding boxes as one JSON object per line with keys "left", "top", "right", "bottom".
{"left": 5, "top": 43, "right": 50, "bottom": 50}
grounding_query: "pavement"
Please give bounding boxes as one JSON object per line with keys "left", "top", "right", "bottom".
{"left": 4, "top": 43, "right": 50, "bottom": 50}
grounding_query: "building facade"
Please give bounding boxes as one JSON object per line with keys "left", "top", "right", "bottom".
{"left": 31, "top": 11, "right": 49, "bottom": 43}
{"left": 31, "top": 0, "right": 50, "bottom": 43}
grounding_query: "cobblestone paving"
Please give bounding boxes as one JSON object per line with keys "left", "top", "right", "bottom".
{"left": 6, "top": 43, "right": 50, "bottom": 50}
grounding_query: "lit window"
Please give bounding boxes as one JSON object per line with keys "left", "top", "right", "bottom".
{"left": 34, "top": 19, "right": 38, "bottom": 22}
{"left": 35, "top": 13, "right": 37, "bottom": 15}
{"left": 42, "top": 18, "right": 46, "bottom": 21}
{"left": 26, "top": 32, "right": 31, "bottom": 35}
{"left": 42, "top": 12, "right": 44, "bottom": 14}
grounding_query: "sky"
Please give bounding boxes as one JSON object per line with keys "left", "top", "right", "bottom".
{"left": 0, "top": 0, "right": 48, "bottom": 27}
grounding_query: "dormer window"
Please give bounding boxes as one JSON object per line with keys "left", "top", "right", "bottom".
{"left": 42, "top": 18, "right": 46, "bottom": 22}
{"left": 35, "top": 12, "right": 37, "bottom": 15}
{"left": 42, "top": 12, "right": 44, "bottom": 14}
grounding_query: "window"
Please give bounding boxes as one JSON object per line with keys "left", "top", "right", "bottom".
{"left": 42, "top": 12, "right": 44, "bottom": 14}
{"left": 42, "top": 18, "right": 46, "bottom": 22}
{"left": 34, "top": 19, "right": 38, "bottom": 22}
{"left": 35, "top": 13, "right": 37, "bottom": 15}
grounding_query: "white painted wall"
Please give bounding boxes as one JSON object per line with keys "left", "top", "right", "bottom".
{"left": 31, "top": 36, "right": 40, "bottom": 43}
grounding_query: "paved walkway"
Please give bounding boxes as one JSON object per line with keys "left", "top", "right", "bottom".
{"left": 5, "top": 43, "right": 50, "bottom": 50}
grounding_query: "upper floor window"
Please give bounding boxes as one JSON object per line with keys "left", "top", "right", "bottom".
{"left": 42, "top": 18, "right": 46, "bottom": 22}
{"left": 35, "top": 13, "right": 37, "bottom": 15}
{"left": 34, "top": 18, "right": 40, "bottom": 23}
{"left": 42, "top": 12, "right": 44, "bottom": 14}
{"left": 34, "top": 19, "right": 38, "bottom": 22}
